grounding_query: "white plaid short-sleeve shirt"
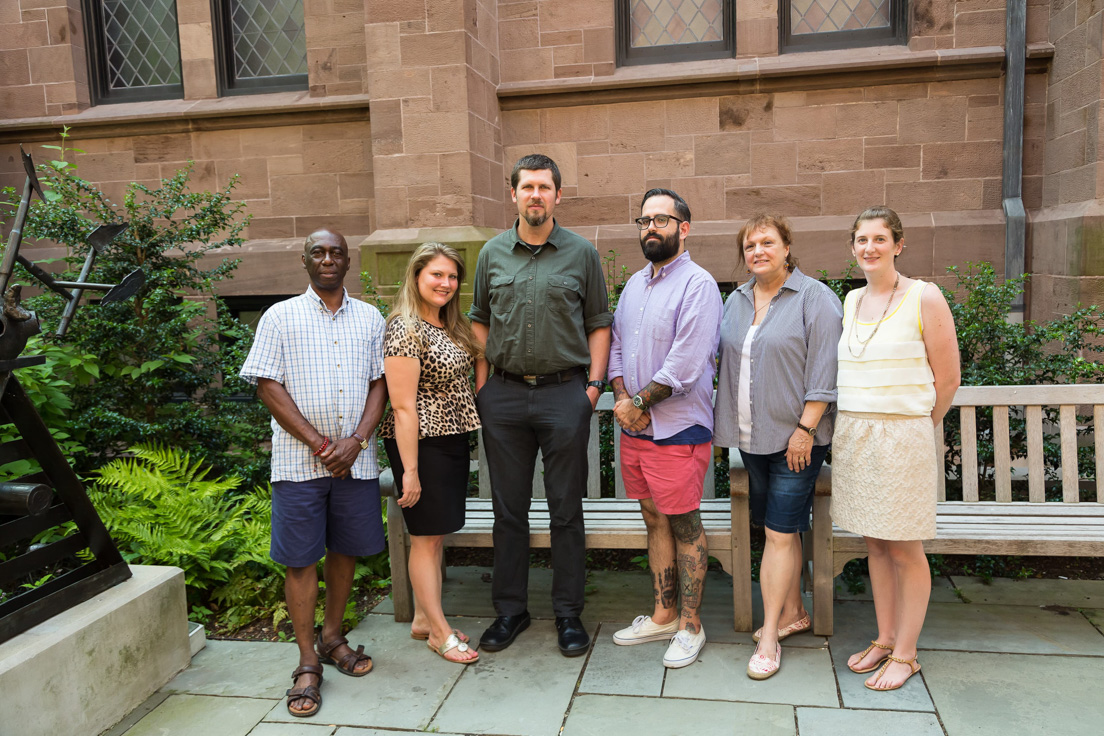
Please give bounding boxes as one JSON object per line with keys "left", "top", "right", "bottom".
{"left": 240, "top": 286, "right": 386, "bottom": 482}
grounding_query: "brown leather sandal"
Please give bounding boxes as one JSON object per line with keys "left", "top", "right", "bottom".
{"left": 316, "top": 631, "right": 373, "bottom": 677}
{"left": 286, "top": 664, "right": 323, "bottom": 718}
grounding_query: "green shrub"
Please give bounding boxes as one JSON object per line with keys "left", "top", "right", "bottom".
{"left": 3, "top": 157, "right": 272, "bottom": 487}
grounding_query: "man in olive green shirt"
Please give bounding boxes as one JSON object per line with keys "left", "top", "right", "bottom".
{"left": 471, "top": 154, "right": 612, "bottom": 657}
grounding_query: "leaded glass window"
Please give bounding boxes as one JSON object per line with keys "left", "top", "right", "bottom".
{"left": 617, "top": 0, "right": 734, "bottom": 66}
{"left": 214, "top": 0, "right": 308, "bottom": 94}
{"left": 84, "top": 0, "right": 183, "bottom": 104}
{"left": 783, "top": 0, "right": 906, "bottom": 52}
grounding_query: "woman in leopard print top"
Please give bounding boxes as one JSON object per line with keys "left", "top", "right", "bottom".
{"left": 380, "top": 243, "right": 482, "bottom": 665}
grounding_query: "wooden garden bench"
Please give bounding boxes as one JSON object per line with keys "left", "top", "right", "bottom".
{"left": 730, "top": 383, "right": 1104, "bottom": 637}
{"left": 381, "top": 392, "right": 740, "bottom": 624}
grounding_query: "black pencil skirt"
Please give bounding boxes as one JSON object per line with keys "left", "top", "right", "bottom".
{"left": 383, "top": 432, "right": 470, "bottom": 536}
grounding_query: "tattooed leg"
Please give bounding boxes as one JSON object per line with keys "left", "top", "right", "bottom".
{"left": 639, "top": 499, "right": 677, "bottom": 624}
{"left": 669, "top": 510, "right": 707, "bottom": 633}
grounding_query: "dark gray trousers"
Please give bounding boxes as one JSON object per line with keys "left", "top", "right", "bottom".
{"left": 476, "top": 372, "right": 591, "bottom": 617}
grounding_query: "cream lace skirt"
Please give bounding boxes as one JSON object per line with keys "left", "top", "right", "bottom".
{"left": 830, "top": 411, "right": 938, "bottom": 541}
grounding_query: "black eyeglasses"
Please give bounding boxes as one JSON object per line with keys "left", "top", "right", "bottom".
{"left": 634, "top": 214, "right": 684, "bottom": 230}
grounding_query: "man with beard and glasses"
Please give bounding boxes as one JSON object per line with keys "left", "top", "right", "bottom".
{"left": 470, "top": 153, "right": 612, "bottom": 657}
{"left": 607, "top": 189, "right": 722, "bottom": 668}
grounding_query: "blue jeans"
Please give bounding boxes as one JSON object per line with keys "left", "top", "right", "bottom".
{"left": 739, "top": 444, "right": 829, "bottom": 534}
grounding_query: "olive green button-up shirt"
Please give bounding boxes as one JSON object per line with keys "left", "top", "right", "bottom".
{"left": 470, "top": 219, "right": 612, "bottom": 376}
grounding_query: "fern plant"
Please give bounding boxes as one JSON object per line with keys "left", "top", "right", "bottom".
{"left": 89, "top": 444, "right": 282, "bottom": 625}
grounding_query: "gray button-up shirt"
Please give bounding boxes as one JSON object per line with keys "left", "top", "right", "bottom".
{"left": 470, "top": 219, "right": 612, "bottom": 375}
{"left": 714, "top": 267, "right": 843, "bottom": 454}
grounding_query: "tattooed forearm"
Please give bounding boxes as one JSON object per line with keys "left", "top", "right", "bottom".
{"left": 610, "top": 376, "right": 631, "bottom": 401}
{"left": 633, "top": 381, "right": 673, "bottom": 410}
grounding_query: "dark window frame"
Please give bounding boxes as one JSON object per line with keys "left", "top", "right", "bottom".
{"left": 82, "top": 0, "right": 185, "bottom": 105}
{"left": 210, "top": 0, "right": 309, "bottom": 96}
{"left": 780, "top": 0, "right": 908, "bottom": 53}
{"left": 616, "top": 0, "right": 736, "bottom": 67}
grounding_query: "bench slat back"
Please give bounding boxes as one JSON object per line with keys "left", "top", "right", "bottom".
{"left": 948, "top": 384, "right": 1104, "bottom": 505}
{"left": 475, "top": 391, "right": 715, "bottom": 500}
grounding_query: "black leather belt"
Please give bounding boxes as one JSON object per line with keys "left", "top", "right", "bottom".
{"left": 497, "top": 366, "right": 585, "bottom": 387}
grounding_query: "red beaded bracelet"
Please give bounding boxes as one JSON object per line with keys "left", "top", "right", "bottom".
{"left": 312, "top": 437, "right": 331, "bottom": 456}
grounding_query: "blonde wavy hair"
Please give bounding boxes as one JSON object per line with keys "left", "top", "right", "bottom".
{"left": 387, "top": 242, "right": 482, "bottom": 359}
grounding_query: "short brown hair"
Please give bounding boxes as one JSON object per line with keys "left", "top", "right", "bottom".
{"left": 736, "top": 213, "right": 797, "bottom": 271}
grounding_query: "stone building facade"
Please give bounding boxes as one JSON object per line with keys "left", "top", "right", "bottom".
{"left": 0, "top": 1, "right": 1099, "bottom": 322}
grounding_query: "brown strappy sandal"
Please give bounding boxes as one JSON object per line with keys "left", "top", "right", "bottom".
{"left": 286, "top": 664, "right": 323, "bottom": 717}
{"left": 848, "top": 640, "right": 893, "bottom": 673}
{"left": 316, "top": 631, "right": 373, "bottom": 677}
{"left": 865, "top": 654, "right": 921, "bottom": 691}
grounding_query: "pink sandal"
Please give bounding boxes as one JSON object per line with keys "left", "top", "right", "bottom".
{"left": 752, "top": 611, "right": 811, "bottom": 643}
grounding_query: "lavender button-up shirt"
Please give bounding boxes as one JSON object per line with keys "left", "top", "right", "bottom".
{"left": 608, "top": 251, "right": 722, "bottom": 441}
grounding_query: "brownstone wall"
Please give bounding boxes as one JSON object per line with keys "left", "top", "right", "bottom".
{"left": 499, "top": 0, "right": 615, "bottom": 82}
{"left": 1, "top": 119, "right": 373, "bottom": 243}
{"left": 0, "top": 0, "right": 88, "bottom": 117}
{"left": 502, "top": 75, "right": 1035, "bottom": 228}
{"left": 365, "top": 0, "right": 505, "bottom": 231}
{"left": 1028, "top": 0, "right": 1104, "bottom": 322}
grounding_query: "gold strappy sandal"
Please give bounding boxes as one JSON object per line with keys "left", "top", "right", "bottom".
{"left": 865, "top": 654, "right": 921, "bottom": 691}
{"left": 848, "top": 640, "right": 893, "bottom": 673}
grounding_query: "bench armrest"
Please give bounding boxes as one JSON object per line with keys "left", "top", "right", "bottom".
{"left": 379, "top": 467, "right": 397, "bottom": 497}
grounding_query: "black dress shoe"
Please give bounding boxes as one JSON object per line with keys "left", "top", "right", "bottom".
{"left": 556, "top": 616, "right": 590, "bottom": 657}
{"left": 479, "top": 612, "right": 531, "bottom": 652}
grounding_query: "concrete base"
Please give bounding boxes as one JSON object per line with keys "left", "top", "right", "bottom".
{"left": 0, "top": 565, "right": 190, "bottom": 736}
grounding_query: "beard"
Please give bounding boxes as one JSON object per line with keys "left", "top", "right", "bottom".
{"left": 523, "top": 210, "right": 549, "bottom": 227}
{"left": 640, "top": 229, "right": 680, "bottom": 263}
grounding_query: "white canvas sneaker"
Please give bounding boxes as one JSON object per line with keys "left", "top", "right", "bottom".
{"left": 612, "top": 615, "right": 679, "bottom": 645}
{"left": 662, "top": 627, "right": 706, "bottom": 668}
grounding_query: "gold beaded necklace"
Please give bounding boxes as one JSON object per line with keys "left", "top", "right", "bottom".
{"left": 847, "top": 273, "right": 900, "bottom": 359}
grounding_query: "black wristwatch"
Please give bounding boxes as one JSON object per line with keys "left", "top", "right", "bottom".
{"left": 797, "top": 422, "right": 816, "bottom": 437}
{"left": 632, "top": 395, "right": 645, "bottom": 410}
{"left": 586, "top": 380, "right": 605, "bottom": 390}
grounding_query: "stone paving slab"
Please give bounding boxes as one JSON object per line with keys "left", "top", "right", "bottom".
{"left": 162, "top": 640, "right": 295, "bottom": 699}
{"left": 663, "top": 641, "right": 838, "bottom": 707}
{"left": 563, "top": 694, "right": 796, "bottom": 736}
{"left": 795, "top": 706, "right": 944, "bottom": 735}
{"left": 921, "top": 600, "right": 1104, "bottom": 655}
{"left": 923, "top": 650, "right": 1104, "bottom": 736}
{"left": 950, "top": 576, "right": 1104, "bottom": 608}
{"left": 577, "top": 623, "right": 666, "bottom": 696}
{"left": 1083, "top": 607, "right": 1103, "bottom": 634}
{"left": 123, "top": 694, "right": 276, "bottom": 736}
{"left": 262, "top": 615, "right": 487, "bottom": 731}
{"left": 826, "top": 601, "right": 935, "bottom": 711}
{"left": 833, "top": 575, "right": 960, "bottom": 603}
{"left": 250, "top": 723, "right": 337, "bottom": 735}
{"left": 430, "top": 620, "right": 597, "bottom": 736}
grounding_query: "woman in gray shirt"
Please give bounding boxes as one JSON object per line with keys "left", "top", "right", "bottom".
{"left": 714, "top": 214, "right": 843, "bottom": 680}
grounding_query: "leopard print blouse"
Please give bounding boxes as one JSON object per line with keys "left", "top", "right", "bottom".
{"left": 378, "top": 318, "right": 481, "bottom": 439}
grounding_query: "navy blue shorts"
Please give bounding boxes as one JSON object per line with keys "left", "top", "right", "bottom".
{"left": 739, "top": 444, "right": 829, "bottom": 534}
{"left": 270, "top": 477, "right": 385, "bottom": 568}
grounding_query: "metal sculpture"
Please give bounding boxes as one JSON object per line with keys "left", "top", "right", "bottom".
{"left": 0, "top": 147, "right": 145, "bottom": 644}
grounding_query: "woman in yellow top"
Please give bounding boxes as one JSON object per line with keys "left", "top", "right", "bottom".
{"left": 379, "top": 243, "right": 483, "bottom": 664}
{"left": 831, "top": 206, "right": 960, "bottom": 692}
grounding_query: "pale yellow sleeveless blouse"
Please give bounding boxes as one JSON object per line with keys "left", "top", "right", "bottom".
{"left": 836, "top": 280, "right": 935, "bottom": 416}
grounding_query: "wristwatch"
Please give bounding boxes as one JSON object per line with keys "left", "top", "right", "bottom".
{"left": 586, "top": 380, "right": 606, "bottom": 390}
{"left": 632, "top": 395, "right": 645, "bottom": 410}
{"left": 351, "top": 432, "right": 370, "bottom": 450}
{"left": 797, "top": 422, "right": 816, "bottom": 437}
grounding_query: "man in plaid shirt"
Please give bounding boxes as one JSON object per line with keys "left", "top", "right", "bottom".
{"left": 240, "top": 228, "right": 387, "bottom": 718}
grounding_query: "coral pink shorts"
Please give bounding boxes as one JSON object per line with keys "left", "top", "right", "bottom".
{"left": 619, "top": 433, "right": 711, "bottom": 515}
